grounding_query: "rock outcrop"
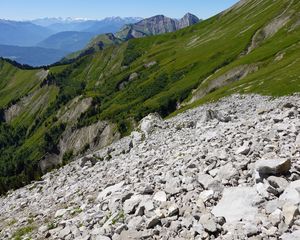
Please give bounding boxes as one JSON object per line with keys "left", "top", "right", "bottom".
{"left": 116, "top": 13, "right": 200, "bottom": 40}
{"left": 1, "top": 94, "right": 300, "bottom": 240}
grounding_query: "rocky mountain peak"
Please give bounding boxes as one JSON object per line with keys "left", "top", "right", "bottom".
{"left": 179, "top": 13, "right": 200, "bottom": 29}
{"left": 116, "top": 13, "right": 200, "bottom": 40}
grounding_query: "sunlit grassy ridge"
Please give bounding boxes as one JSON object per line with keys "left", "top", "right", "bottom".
{"left": 0, "top": 0, "right": 299, "bottom": 194}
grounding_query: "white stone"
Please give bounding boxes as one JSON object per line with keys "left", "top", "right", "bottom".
{"left": 280, "top": 180, "right": 300, "bottom": 205}
{"left": 236, "top": 145, "right": 250, "bottom": 155}
{"left": 217, "top": 163, "right": 238, "bottom": 180}
{"left": 269, "top": 209, "right": 282, "bottom": 226}
{"left": 97, "top": 181, "right": 125, "bottom": 201}
{"left": 199, "top": 190, "right": 214, "bottom": 202}
{"left": 153, "top": 191, "right": 167, "bottom": 202}
{"left": 55, "top": 209, "right": 68, "bottom": 218}
{"left": 281, "top": 230, "right": 300, "bottom": 240}
{"left": 198, "top": 174, "right": 214, "bottom": 189}
{"left": 123, "top": 195, "right": 142, "bottom": 214}
{"left": 282, "top": 203, "right": 299, "bottom": 226}
{"left": 295, "top": 134, "right": 300, "bottom": 147}
{"left": 212, "top": 187, "right": 261, "bottom": 223}
{"left": 58, "top": 226, "right": 71, "bottom": 239}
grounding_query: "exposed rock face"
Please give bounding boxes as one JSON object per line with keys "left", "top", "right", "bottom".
{"left": 1, "top": 94, "right": 300, "bottom": 240}
{"left": 247, "top": 15, "right": 291, "bottom": 54}
{"left": 39, "top": 96, "right": 120, "bottom": 172}
{"left": 59, "top": 121, "right": 119, "bottom": 156}
{"left": 116, "top": 13, "right": 200, "bottom": 40}
{"left": 179, "top": 13, "right": 200, "bottom": 29}
{"left": 58, "top": 97, "right": 93, "bottom": 124}
{"left": 188, "top": 64, "right": 259, "bottom": 105}
{"left": 4, "top": 85, "right": 54, "bottom": 123}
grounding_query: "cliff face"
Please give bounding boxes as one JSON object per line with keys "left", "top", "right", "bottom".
{"left": 116, "top": 13, "right": 200, "bottom": 40}
{"left": 178, "top": 13, "right": 201, "bottom": 29}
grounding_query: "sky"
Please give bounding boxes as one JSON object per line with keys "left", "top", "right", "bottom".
{"left": 0, "top": 0, "right": 239, "bottom": 21}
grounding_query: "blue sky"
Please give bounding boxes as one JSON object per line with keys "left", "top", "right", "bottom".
{"left": 0, "top": 0, "right": 239, "bottom": 20}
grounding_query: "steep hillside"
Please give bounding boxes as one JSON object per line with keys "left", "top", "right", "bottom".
{"left": 0, "top": 0, "right": 299, "bottom": 194}
{"left": 63, "top": 33, "right": 123, "bottom": 61}
{"left": 1, "top": 95, "right": 300, "bottom": 239}
{"left": 64, "top": 13, "right": 200, "bottom": 61}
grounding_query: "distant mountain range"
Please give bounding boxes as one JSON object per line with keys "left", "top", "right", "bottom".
{"left": 0, "top": 17, "right": 143, "bottom": 66}
{"left": 30, "top": 17, "right": 142, "bottom": 33}
{"left": 0, "top": 15, "right": 200, "bottom": 66}
{"left": 0, "top": 20, "right": 53, "bottom": 46}
{"left": 67, "top": 14, "right": 200, "bottom": 61}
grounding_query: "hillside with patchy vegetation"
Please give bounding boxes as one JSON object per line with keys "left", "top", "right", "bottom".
{"left": 0, "top": 0, "right": 299, "bottom": 194}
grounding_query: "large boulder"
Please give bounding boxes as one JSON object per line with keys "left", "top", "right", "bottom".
{"left": 279, "top": 180, "right": 300, "bottom": 205}
{"left": 255, "top": 158, "right": 291, "bottom": 180}
{"left": 97, "top": 181, "right": 125, "bottom": 201}
{"left": 139, "top": 113, "right": 163, "bottom": 136}
{"left": 212, "top": 187, "right": 261, "bottom": 223}
{"left": 205, "top": 109, "right": 231, "bottom": 123}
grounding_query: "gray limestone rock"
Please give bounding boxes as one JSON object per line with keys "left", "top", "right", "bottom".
{"left": 236, "top": 145, "right": 251, "bottom": 155}
{"left": 58, "top": 226, "right": 71, "bottom": 239}
{"left": 282, "top": 203, "right": 299, "bottom": 227}
{"left": 255, "top": 159, "right": 291, "bottom": 179}
{"left": 269, "top": 209, "right": 282, "bottom": 226}
{"left": 217, "top": 163, "right": 238, "bottom": 181}
{"left": 280, "top": 230, "right": 300, "bottom": 240}
{"left": 1, "top": 94, "right": 300, "bottom": 240}
{"left": 146, "top": 217, "right": 161, "bottom": 229}
{"left": 123, "top": 195, "right": 143, "bottom": 214}
{"left": 267, "top": 176, "right": 289, "bottom": 191}
{"left": 127, "top": 216, "right": 144, "bottom": 230}
{"left": 153, "top": 191, "right": 167, "bottom": 202}
{"left": 198, "top": 174, "right": 214, "bottom": 189}
{"left": 55, "top": 209, "right": 68, "bottom": 218}
{"left": 280, "top": 180, "right": 300, "bottom": 205}
{"left": 212, "top": 187, "right": 261, "bottom": 223}
{"left": 199, "top": 213, "right": 218, "bottom": 233}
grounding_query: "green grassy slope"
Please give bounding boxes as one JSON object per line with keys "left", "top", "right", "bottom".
{"left": 0, "top": 0, "right": 299, "bottom": 194}
{"left": 64, "top": 0, "right": 300, "bottom": 127}
{"left": 0, "top": 60, "right": 42, "bottom": 108}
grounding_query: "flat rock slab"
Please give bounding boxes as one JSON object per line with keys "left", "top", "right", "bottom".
{"left": 212, "top": 187, "right": 261, "bottom": 223}
{"left": 97, "top": 181, "right": 125, "bottom": 201}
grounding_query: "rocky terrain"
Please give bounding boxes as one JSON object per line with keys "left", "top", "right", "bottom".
{"left": 116, "top": 13, "right": 200, "bottom": 40}
{"left": 1, "top": 94, "right": 300, "bottom": 240}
